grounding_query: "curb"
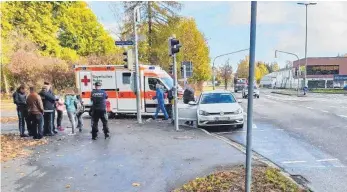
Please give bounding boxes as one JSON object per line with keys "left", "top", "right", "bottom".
{"left": 270, "top": 91, "right": 295, "bottom": 96}
{"left": 197, "top": 128, "right": 313, "bottom": 192}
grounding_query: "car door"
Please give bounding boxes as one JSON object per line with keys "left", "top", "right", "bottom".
{"left": 177, "top": 94, "right": 199, "bottom": 121}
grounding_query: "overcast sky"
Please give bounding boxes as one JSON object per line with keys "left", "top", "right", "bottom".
{"left": 89, "top": 1, "right": 347, "bottom": 69}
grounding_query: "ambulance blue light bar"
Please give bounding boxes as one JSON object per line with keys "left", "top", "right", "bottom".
{"left": 149, "top": 66, "right": 155, "bottom": 70}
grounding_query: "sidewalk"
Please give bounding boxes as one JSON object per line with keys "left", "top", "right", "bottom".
{"left": 1, "top": 118, "right": 245, "bottom": 192}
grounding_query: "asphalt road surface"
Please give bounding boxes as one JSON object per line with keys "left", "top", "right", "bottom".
{"left": 219, "top": 89, "right": 347, "bottom": 192}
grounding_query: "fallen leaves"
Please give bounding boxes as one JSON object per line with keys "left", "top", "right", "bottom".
{"left": 0, "top": 116, "right": 18, "bottom": 123}
{"left": 65, "top": 184, "right": 71, "bottom": 188}
{"left": 1, "top": 133, "right": 48, "bottom": 162}
{"left": 173, "top": 165, "right": 304, "bottom": 192}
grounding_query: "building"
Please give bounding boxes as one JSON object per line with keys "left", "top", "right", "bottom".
{"left": 293, "top": 57, "right": 347, "bottom": 88}
{"left": 260, "top": 68, "right": 297, "bottom": 89}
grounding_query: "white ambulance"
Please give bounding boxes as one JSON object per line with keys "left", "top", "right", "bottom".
{"left": 74, "top": 65, "right": 183, "bottom": 116}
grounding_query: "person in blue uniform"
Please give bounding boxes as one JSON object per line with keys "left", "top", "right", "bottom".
{"left": 153, "top": 84, "right": 169, "bottom": 120}
{"left": 90, "top": 81, "right": 110, "bottom": 140}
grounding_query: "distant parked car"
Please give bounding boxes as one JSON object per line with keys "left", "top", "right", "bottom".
{"left": 242, "top": 85, "right": 260, "bottom": 99}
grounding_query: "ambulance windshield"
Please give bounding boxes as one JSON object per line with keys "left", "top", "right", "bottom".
{"left": 161, "top": 77, "right": 173, "bottom": 89}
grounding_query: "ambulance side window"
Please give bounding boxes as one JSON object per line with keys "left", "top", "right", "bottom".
{"left": 122, "top": 73, "right": 131, "bottom": 84}
{"left": 148, "top": 78, "right": 158, "bottom": 91}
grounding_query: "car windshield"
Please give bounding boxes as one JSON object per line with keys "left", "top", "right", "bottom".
{"left": 160, "top": 77, "right": 173, "bottom": 89}
{"left": 200, "top": 93, "right": 236, "bottom": 104}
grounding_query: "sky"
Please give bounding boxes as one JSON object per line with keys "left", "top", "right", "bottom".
{"left": 88, "top": 1, "right": 347, "bottom": 69}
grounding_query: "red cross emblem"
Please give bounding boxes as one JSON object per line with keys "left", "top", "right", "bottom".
{"left": 81, "top": 75, "right": 90, "bottom": 86}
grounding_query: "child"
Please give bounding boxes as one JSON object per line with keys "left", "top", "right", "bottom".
{"left": 75, "top": 94, "right": 84, "bottom": 132}
{"left": 55, "top": 95, "right": 65, "bottom": 131}
{"left": 64, "top": 89, "right": 77, "bottom": 134}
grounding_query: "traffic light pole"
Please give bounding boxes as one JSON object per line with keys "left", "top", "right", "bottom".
{"left": 173, "top": 54, "right": 179, "bottom": 131}
{"left": 245, "top": 2, "right": 257, "bottom": 192}
{"left": 133, "top": 7, "right": 142, "bottom": 124}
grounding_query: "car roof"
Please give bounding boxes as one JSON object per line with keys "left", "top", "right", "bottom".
{"left": 201, "top": 90, "right": 233, "bottom": 94}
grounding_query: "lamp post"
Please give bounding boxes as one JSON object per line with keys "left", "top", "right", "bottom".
{"left": 297, "top": 2, "right": 317, "bottom": 87}
{"left": 275, "top": 50, "right": 301, "bottom": 96}
{"left": 212, "top": 48, "right": 249, "bottom": 90}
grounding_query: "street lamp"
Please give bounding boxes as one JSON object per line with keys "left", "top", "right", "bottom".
{"left": 297, "top": 2, "right": 317, "bottom": 87}
{"left": 212, "top": 48, "right": 249, "bottom": 90}
{"left": 275, "top": 50, "right": 301, "bottom": 96}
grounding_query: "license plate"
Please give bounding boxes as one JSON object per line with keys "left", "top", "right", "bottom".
{"left": 215, "top": 117, "right": 229, "bottom": 121}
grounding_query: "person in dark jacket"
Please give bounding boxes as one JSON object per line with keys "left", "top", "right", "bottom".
{"left": 183, "top": 85, "right": 195, "bottom": 126}
{"left": 91, "top": 82, "right": 109, "bottom": 140}
{"left": 44, "top": 82, "right": 58, "bottom": 134}
{"left": 27, "top": 87, "right": 44, "bottom": 139}
{"left": 183, "top": 85, "right": 195, "bottom": 104}
{"left": 12, "top": 84, "right": 31, "bottom": 137}
{"left": 39, "top": 85, "right": 56, "bottom": 136}
{"left": 153, "top": 84, "right": 169, "bottom": 120}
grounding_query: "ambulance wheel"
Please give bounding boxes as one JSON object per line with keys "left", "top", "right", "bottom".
{"left": 88, "top": 111, "right": 92, "bottom": 117}
{"left": 108, "top": 112, "right": 116, "bottom": 119}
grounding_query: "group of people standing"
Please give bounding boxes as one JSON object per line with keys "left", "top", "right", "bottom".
{"left": 12, "top": 82, "right": 84, "bottom": 139}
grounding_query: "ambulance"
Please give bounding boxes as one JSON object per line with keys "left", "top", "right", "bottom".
{"left": 74, "top": 64, "right": 183, "bottom": 116}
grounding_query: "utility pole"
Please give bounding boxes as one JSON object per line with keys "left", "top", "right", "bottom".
{"left": 168, "top": 37, "right": 181, "bottom": 131}
{"left": 245, "top": 2, "right": 257, "bottom": 192}
{"left": 133, "top": 6, "right": 142, "bottom": 124}
{"left": 297, "top": 2, "right": 317, "bottom": 87}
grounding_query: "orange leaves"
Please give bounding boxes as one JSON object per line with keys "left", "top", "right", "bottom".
{"left": 1, "top": 134, "right": 48, "bottom": 162}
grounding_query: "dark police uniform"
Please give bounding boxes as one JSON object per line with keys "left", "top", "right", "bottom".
{"left": 91, "top": 83, "right": 109, "bottom": 139}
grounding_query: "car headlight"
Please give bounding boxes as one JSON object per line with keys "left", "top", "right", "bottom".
{"left": 235, "top": 108, "right": 242, "bottom": 114}
{"left": 199, "top": 110, "right": 209, "bottom": 116}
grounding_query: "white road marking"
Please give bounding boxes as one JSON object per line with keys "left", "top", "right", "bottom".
{"left": 282, "top": 160, "right": 307, "bottom": 164}
{"left": 320, "top": 110, "right": 329, "bottom": 113}
{"left": 333, "top": 165, "right": 346, "bottom": 168}
{"left": 306, "top": 106, "right": 314, "bottom": 109}
{"left": 252, "top": 124, "right": 257, "bottom": 129}
{"left": 338, "top": 115, "right": 347, "bottom": 118}
{"left": 316, "top": 158, "right": 338, "bottom": 162}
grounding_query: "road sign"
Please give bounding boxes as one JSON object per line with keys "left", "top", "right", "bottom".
{"left": 115, "top": 41, "right": 134, "bottom": 46}
{"left": 182, "top": 61, "right": 193, "bottom": 78}
{"left": 334, "top": 75, "right": 347, "bottom": 81}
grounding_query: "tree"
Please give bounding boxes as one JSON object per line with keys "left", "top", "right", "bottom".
{"left": 122, "top": 1, "right": 182, "bottom": 64}
{"left": 265, "top": 62, "right": 280, "bottom": 73}
{"left": 255, "top": 62, "right": 269, "bottom": 83}
{"left": 218, "top": 59, "right": 233, "bottom": 90}
{"left": 1, "top": 1, "right": 123, "bottom": 93}
{"left": 236, "top": 56, "right": 249, "bottom": 78}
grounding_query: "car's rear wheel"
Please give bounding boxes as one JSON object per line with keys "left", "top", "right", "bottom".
{"left": 257, "top": 95, "right": 260, "bottom": 98}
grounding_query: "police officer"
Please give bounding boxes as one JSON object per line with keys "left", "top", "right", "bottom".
{"left": 91, "top": 81, "right": 110, "bottom": 140}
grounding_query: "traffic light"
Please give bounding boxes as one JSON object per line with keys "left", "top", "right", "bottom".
{"left": 123, "top": 51, "right": 128, "bottom": 63}
{"left": 169, "top": 65, "right": 174, "bottom": 75}
{"left": 180, "top": 66, "right": 184, "bottom": 76}
{"left": 168, "top": 37, "right": 181, "bottom": 56}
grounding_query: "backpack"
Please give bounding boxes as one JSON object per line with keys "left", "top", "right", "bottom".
{"left": 74, "top": 99, "right": 84, "bottom": 113}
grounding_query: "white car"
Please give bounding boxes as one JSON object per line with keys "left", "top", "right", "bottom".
{"left": 242, "top": 85, "right": 260, "bottom": 99}
{"left": 178, "top": 90, "right": 244, "bottom": 128}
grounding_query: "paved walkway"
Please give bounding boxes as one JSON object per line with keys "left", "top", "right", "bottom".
{"left": 1, "top": 117, "right": 245, "bottom": 192}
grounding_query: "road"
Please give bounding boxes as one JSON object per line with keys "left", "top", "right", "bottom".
{"left": 220, "top": 89, "right": 347, "bottom": 192}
